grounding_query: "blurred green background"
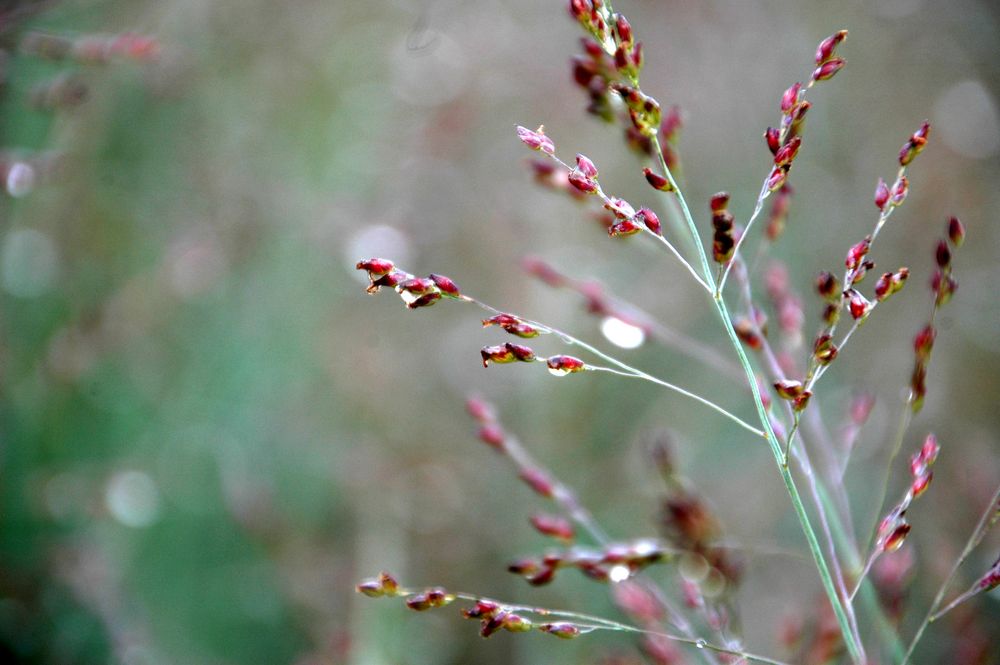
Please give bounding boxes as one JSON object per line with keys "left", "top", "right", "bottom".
{"left": 0, "top": 0, "right": 998, "bottom": 663}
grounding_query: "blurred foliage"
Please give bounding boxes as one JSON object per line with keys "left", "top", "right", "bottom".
{"left": 0, "top": 0, "right": 998, "bottom": 664}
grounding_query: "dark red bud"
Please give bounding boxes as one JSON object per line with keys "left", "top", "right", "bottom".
{"left": 875, "top": 178, "right": 890, "bottom": 210}
{"left": 846, "top": 237, "right": 871, "bottom": 270}
{"left": 576, "top": 153, "right": 599, "bottom": 178}
{"left": 428, "top": 273, "right": 460, "bottom": 297}
{"left": 920, "top": 433, "right": 940, "bottom": 465}
{"left": 882, "top": 523, "right": 911, "bottom": 553}
{"left": 516, "top": 125, "right": 555, "bottom": 154}
{"left": 519, "top": 467, "right": 554, "bottom": 497}
{"left": 709, "top": 192, "right": 730, "bottom": 212}
{"left": 813, "top": 334, "right": 838, "bottom": 365}
{"left": 530, "top": 513, "right": 576, "bottom": 541}
{"left": 781, "top": 82, "right": 802, "bottom": 114}
{"left": 816, "top": 271, "right": 840, "bottom": 301}
{"left": 947, "top": 216, "right": 965, "bottom": 247}
{"left": 478, "top": 424, "right": 506, "bottom": 449}
{"left": 774, "top": 379, "right": 804, "bottom": 400}
{"left": 773, "top": 136, "right": 802, "bottom": 167}
{"left": 765, "top": 127, "right": 781, "bottom": 155}
{"left": 407, "top": 292, "right": 442, "bottom": 309}
{"left": 546, "top": 355, "right": 587, "bottom": 375}
{"left": 356, "top": 257, "right": 395, "bottom": 277}
{"left": 891, "top": 176, "right": 908, "bottom": 205}
{"left": 848, "top": 291, "right": 869, "bottom": 320}
{"left": 615, "top": 13, "right": 633, "bottom": 45}
{"left": 935, "top": 240, "right": 951, "bottom": 268}
{"left": 643, "top": 167, "right": 673, "bottom": 191}
{"left": 767, "top": 165, "right": 789, "bottom": 192}
{"left": 367, "top": 270, "right": 409, "bottom": 293}
{"left": 568, "top": 171, "right": 599, "bottom": 193}
{"left": 635, "top": 208, "right": 661, "bottom": 235}
{"left": 609, "top": 219, "right": 642, "bottom": 237}
{"left": 913, "top": 325, "right": 936, "bottom": 361}
{"left": 911, "top": 471, "right": 933, "bottom": 498}
{"left": 812, "top": 57, "right": 846, "bottom": 82}
{"left": 815, "top": 30, "right": 848, "bottom": 65}
{"left": 541, "top": 623, "right": 582, "bottom": 639}
{"left": 899, "top": 121, "right": 931, "bottom": 166}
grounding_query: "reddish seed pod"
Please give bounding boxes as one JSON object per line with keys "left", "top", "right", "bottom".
{"left": 356, "top": 257, "right": 394, "bottom": 277}
{"left": 356, "top": 579, "right": 385, "bottom": 597}
{"left": 478, "top": 424, "right": 506, "bottom": 449}
{"left": 780, "top": 82, "right": 802, "bottom": 114}
{"left": 505, "top": 342, "right": 536, "bottom": 362}
{"left": 766, "top": 166, "right": 789, "bottom": 192}
{"left": 764, "top": 127, "right": 781, "bottom": 155}
{"left": 546, "top": 355, "right": 587, "bottom": 375}
{"left": 635, "top": 208, "right": 661, "bottom": 235}
{"left": 787, "top": 101, "right": 811, "bottom": 138}
{"left": 568, "top": 171, "right": 599, "bottom": 193}
{"left": 875, "top": 272, "right": 893, "bottom": 301}
{"left": 812, "top": 57, "right": 846, "bottom": 82}
{"left": 875, "top": 178, "right": 890, "bottom": 210}
{"left": 643, "top": 167, "right": 673, "bottom": 191}
{"left": 608, "top": 219, "right": 642, "bottom": 237}
{"left": 793, "top": 391, "right": 813, "bottom": 412}
{"left": 948, "top": 216, "right": 965, "bottom": 246}
{"left": 976, "top": 556, "right": 1000, "bottom": 592}
{"left": 576, "top": 153, "right": 599, "bottom": 178}
{"left": 502, "top": 614, "right": 533, "bottom": 633}
{"left": 911, "top": 471, "right": 933, "bottom": 498}
{"left": 935, "top": 240, "right": 951, "bottom": 268}
{"left": 913, "top": 324, "right": 936, "bottom": 361}
{"left": 815, "top": 30, "right": 848, "bottom": 65}
{"left": 481, "top": 344, "right": 514, "bottom": 367}
{"left": 891, "top": 176, "right": 909, "bottom": 206}
{"left": 899, "top": 121, "right": 931, "bottom": 166}
{"left": 407, "top": 292, "right": 442, "bottom": 309}
{"left": 735, "top": 318, "right": 763, "bottom": 350}
{"left": 813, "top": 334, "right": 838, "bottom": 365}
{"left": 530, "top": 513, "right": 576, "bottom": 541}
{"left": 773, "top": 136, "right": 802, "bottom": 167}
{"left": 527, "top": 566, "right": 557, "bottom": 586}
{"left": 614, "top": 13, "right": 633, "bottom": 46}
{"left": 845, "top": 237, "right": 871, "bottom": 270}
{"left": 848, "top": 291, "right": 869, "bottom": 320}
{"left": 920, "top": 433, "right": 940, "bottom": 466}
{"left": 367, "top": 270, "right": 410, "bottom": 294}
{"left": 462, "top": 599, "right": 501, "bottom": 619}
{"left": 709, "top": 192, "right": 730, "bottom": 213}
{"left": 882, "top": 522, "right": 911, "bottom": 553}
{"left": 815, "top": 271, "right": 840, "bottom": 301}
{"left": 541, "top": 623, "right": 582, "bottom": 639}
{"left": 516, "top": 125, "right": 555, "bottom": 154}
{"left": 429, "top": 273, "right": 460, "bottom": 297}
{"left": 604, "top": 196, "right": 636, "bottom": 219}
{"left": 519, "top": 467, "right": 555, "bottom": 497}
{"left": 774, "top": 379, "right": 804, "bottom": 400}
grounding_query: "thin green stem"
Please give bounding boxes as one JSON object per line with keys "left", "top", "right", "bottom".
{"left": 463, "top": 296, "right": 764, "bottom": 438}
{"left": 648, "top": 136, "right": 864, "bottom": 663}
{"left": 589, "top": 366, "right": 765, "bottom": 437}
{"left": 901, "top": 483, "right": 1000, "bottom": 665}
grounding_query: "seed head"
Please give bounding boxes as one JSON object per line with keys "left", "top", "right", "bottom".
{"left": 635, "top": 208, "right": 661, "bottom": 235}
{"left": 356, "top": 257, "right": 395, "bottom": 277}
{"left": 947, "top": 216, "right": 965, "bottom": 246}
{"left": 780, "top": 83, "right": 802, "bottom": 114}
{"left": 643, "top": 167, "right": 673, "bottom": 191}
{"left": 546, "top": 354, "right": 587, "bottom": 375}
{"left": 875, "top": 178, "right": 890, "bottom": 211}
{"left": 429, "top": 273, "right": 461, "bottom": 297}
{"left": 764, "top": 127, "right": 781, "bottom": 155}
{"left": 541, "top": 622, "right": 582, "bottom": 639}
{"left": 898, "top": 121, "right": 931, "bottom": 166}
{"left": 811, "top": 57, "right": 846, "bottom": 82}
{"left": 773, "top": 136, "right": 802, "bottom": 167}
{"left": 890, "top": 176, "right": 909, "bottom": 206}
{"left": 815, "top": 30, "right": 848, "bottom": 65}
{"left": 516, "top": 125, "right": 555, "bottom": 154}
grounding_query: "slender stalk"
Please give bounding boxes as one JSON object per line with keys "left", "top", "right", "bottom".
{"left": 463, "top": 296, "right": 764, "bottom": 438}
{"left": 589, "top": 366, "right": 764, "bottom": 437}
{"left": 433, "top": 591, "right": 793, "bottom": 665}
{"left": 649, "top": 135, "right": 865, "bottom": 664}
{"left": 901, "top": 483, "right": 1000, "bottom": 665}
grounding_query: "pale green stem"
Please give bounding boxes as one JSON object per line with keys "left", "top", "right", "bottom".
{"left": 463, "top": 296, "right": 763, "bottom": 438}
{"left": 901, "top": 483, "right": 1000, "bottom": 665}
{"left": 649, "top": 135, "right": 865, "bottom": 665}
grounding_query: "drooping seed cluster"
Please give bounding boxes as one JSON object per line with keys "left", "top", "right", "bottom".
{"left": 508, "top": 539, "right": 670, "bottom": 586}
{"left": 873, "top": 434, "right": 941, "bottom": 557}
{"left": 356, "top": 258, "right": 461, "bottom": 308}
{"left": 909, "top": 216, "right": 963, "bottom": 412}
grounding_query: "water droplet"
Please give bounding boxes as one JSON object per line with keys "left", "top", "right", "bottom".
{"left": 695, "top": 639, "right": 707, "bottom": 649}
